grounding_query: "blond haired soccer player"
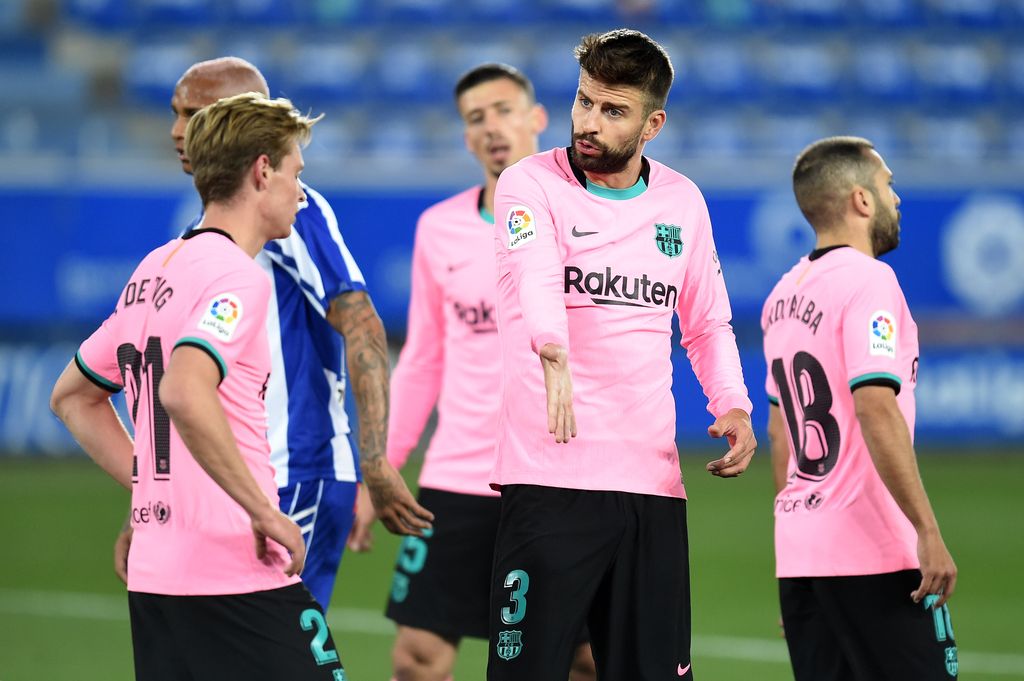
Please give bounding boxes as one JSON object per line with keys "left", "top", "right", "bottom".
{"left": 489, "top": 30, "right": 756, "bottom": 680}
{"left": 350, "top": 63, "right": 595, "bottom": 681}
{"left": 111, "top": 57, "right": 433, "bottom": 612}
{"left": 51, "top": 94, "right": 348, "bottom": 681}
{"left": 763, "top": 136, "right": 958, "bottom": 681}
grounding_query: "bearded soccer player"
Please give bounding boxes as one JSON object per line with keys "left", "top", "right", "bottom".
{"left": 350, "top": 63, "right": 595, "bottom": 681}
{"left": 50, "top": 94, "right": 348, "bottom": 680}
{"left": 489, "top": 30, "right": 756, "bottom": 680}
{"left": 762, "top": 136, "right": 958, "bottom": 681}
{"left": 110, "top": 57, "right": 433, "bottom": 611}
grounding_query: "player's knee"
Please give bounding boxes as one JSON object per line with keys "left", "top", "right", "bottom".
{"left": 569, "top": 642, "right": 597, "bottom": 681}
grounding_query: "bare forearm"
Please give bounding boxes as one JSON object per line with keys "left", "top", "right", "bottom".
{"left": 858, "top": 398, "right": 940, "bottom": 535}
{"left": 164, "top": 388, "right": 274, "bottom": 519}
{"left": 54, "top": 395, "right": 134, "bottom": 489}
{"left": 770, "top": 439, "right": 788, "bottom": 495}
{"left": 329, "top": 291, "right": 390, "bottom": 475}
{"left": 767, "top": 406, "right": 789, "bottom": 494}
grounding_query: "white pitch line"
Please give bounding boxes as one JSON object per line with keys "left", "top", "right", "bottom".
{"left": 1, "top": 589, "right": 1022, "bottom": 676}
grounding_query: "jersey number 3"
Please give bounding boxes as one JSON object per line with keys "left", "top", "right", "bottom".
{"left": 772, "top": 352, "right": 841, "bottom": 481}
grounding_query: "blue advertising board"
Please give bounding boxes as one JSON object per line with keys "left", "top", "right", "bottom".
{"left": 1, "top": 187, "right": 1022, "bottom": 452}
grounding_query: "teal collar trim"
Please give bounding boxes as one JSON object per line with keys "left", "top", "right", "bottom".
{"left": 585, "top": 176, "right": 647, "bottom": 200}
{"left": 479, "top": 206, "right": 494, "bottom": 224}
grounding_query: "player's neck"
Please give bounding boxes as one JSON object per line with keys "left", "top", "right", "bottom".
{"left": 816, "top": 229, "right": 874, "bottom": 259}
{"left": 481, "top": 178, "right": 497, "bottom": 216}
{"left": 197, "top": 206, "right": 267, "bottom": 258}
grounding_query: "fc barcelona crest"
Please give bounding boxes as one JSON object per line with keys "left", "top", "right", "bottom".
{"left": 654, "top": 223, "right": 683, "bottom": 258}
{"left": 496, "top": 630, "right": 523, "bottom": 661}
{"left": 945, "top": 646, "right": 958, "bottom": 677}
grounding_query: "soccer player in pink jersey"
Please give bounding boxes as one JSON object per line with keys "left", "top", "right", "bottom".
{"left": 489, "top": 30, "right": 756, "bottom": 680}
{"left": 348, "top": 63, "right": 595, "bottom": 681}
{"left": 109, "top": 57, "right": 432, "bottom": 613}
{"left": 50, "top": 94, "right": 347, "bottom": 680}
{"left": 763, "top": 136, "right": 958, "bottom": 680}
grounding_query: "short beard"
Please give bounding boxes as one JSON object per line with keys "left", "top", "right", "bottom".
{"left": 569, "top": 123, "right": 643, "bottom": 175}
{"left": 869, "top": 191, "right": 901, "bottom": 257}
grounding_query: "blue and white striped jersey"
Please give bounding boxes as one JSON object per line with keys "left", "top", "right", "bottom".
{"left": 190, "top": 182, "right": 364, "bottom": 487}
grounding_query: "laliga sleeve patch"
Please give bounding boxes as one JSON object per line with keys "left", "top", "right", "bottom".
{"left": 868, "top": 309, "right": 897, "bottom": 358}
{"left": 506, "top": 205, "right": 537, "bottom": 250}
{"left": 198, "top": 292, "right": 244, "bottom": 342}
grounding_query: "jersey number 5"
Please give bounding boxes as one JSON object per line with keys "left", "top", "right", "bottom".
{"left": 771, "top": 352, "right": 841, "bottom": 480}
{"left": 117, "top": 337, "right": 170, "bottom": 480}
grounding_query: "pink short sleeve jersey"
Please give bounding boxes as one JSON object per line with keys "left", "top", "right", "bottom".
{"left": 492, "top": 148, "right": 752, "bottom": 499}
{"left": 387, "top": 187, "right": 501, "bottom": 496}
{"left": 76, "top": 229, "right": 298, "bottom": 595}
{"left": 762, "top": 246, "right": 921, "bottom": 577}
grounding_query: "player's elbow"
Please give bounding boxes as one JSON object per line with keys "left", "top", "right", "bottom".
{"left": 158, "top": 370, "right": 193, "bottom": 423}
{"left": 50, "top": 370, "right": 85, "bottom": 423}
{"left": 49, "top": 383, "right": 70, "bottom": 423}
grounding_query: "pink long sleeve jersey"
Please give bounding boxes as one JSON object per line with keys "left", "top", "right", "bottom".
{"left": 493, "top": 148, "right": 752, "bottom": 499}
{"left": 387, "top": 187, "right": 501, "bottom": 496}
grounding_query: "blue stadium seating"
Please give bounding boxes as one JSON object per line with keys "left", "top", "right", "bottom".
{"left": 915, "top": 41, "right": 997, "bottom": 105}
{"left": 279, "top": 40, "right": 371, "bottom": 104}
{"left": 137, "top": 0, "right": 217, "bottom": 27}
{"left": 123, "top": 40, "right": 204, "bottom": 106}
{"left": 684, "top": 38, "right": 762, "bottom": 103}
{"left": 372, "top": 36, "right": 444, "bottom": 103}
{"left": 224, "top": 0, "right": 305, "bottom": 24}
{"left": 64, "top": 0, "right": 136, "bottom": 28}
{"left": 850, "top": 41, "right": 919, "bottom": 104}
{"left": 758, "top": 39, "right": 843, "bottom": 103}
{"left": 856, "top": 0, "right": 925, "bottom": 27}
{"left": 0, "top": 1, "right": 1016, "bottom": 167}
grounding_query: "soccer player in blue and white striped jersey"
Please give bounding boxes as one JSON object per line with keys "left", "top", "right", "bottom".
{"left": 112, "top": 57, "right": 432, "bottom": 611}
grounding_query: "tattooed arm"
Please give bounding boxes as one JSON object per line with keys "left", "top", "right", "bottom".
{"left": 326, "top": 290, "right": 433, "bottom": 536}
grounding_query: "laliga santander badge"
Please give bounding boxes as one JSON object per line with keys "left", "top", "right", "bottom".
{"left": 198, "top": 292, "right": 244, "bottom": 342}
{"left": 506, "top": 205, "right": 537, "bottom": 250}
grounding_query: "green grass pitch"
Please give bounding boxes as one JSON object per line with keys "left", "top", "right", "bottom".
{"left": 1, "top": 450, "right": 1022, "bottom": 680}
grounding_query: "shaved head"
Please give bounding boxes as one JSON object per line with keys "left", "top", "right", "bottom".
{"left": 171, "top": 57, "right": 271, "bottom": 174}
{"left": 178, "top": 56, "right": 269, "bottom": 100}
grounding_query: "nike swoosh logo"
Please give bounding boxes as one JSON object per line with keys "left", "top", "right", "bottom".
{"left": 677, "top": 663, "right": 691, "bottom": 676}
{"left": 571, "top": 225, "right": 599, "bottom": 237}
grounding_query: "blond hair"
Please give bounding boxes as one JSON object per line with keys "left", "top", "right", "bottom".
{"left": 185, "top": 93, "right": 321, "bottom": 205}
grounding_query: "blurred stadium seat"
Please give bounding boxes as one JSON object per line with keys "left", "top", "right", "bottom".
{"left": 137, "top": 0, "right": 217, "bottom": 27}
{"left": 856, "top": 0, "right": 924, "bottom": 26}
{"left": 224, "top": 0, "right": 305, "bottom": 25}
{"left": 122, "top": 40, "right": 204, "bottom": 106}
{"left": 65, "top": 0, "right": 136, "bottom": 28}
{"left": 373, "top": 36, "right": 444, "bottom": 103}
{"left": 850, "top": 42, "right": 919, "bottom": 104}
{"left": 279, "top": 39, "right": 371, "bottom": 103}
{"left": 914, "top": 41, "right": 997, "bottom": 104}
{"left": 757, "top": 39, "right": 843, "bottom": 103}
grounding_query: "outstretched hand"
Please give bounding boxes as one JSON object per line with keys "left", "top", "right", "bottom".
{"left": 251, "top": 507, "right": 306, "bottom": 577}
{"left": 363, "top": 461, "right": 434, "bottom": 536}
{"left": 705, "top": 408, "right": 757, "bottom": 477}
{"left": 540, "top": 343, "right": 576, "bottom": 444}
